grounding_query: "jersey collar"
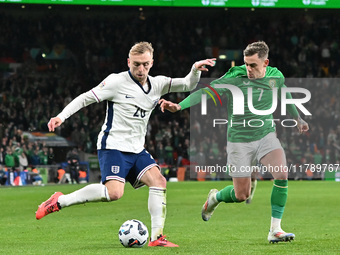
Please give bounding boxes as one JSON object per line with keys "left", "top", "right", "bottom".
{"left": 128, "top": 71, "right": 151, "bottom": 94}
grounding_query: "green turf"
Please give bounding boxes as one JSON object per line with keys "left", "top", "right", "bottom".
{"left": 0, "top": 181, "right": 339, "bottom": 254}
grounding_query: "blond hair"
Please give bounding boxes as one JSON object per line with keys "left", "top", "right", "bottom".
{"left": 243, "top": 41, "right": 269, "bottom": 59}
{"left": 129, "top": 42, "right": 154, "bottom": 57}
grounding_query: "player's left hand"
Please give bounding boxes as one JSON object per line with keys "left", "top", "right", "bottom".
{"left": 194, "top": 58, "right": 216, "bottom": 72}
{"left": 158, "top": 99, "right": 181, "bottom": 113}
{"left": 297, "top": 117, "right": 309, "bottom": 134}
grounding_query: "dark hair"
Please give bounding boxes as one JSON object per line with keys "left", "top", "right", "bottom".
{"left": 243, "top": 41, "right": 269, "bottom": 59}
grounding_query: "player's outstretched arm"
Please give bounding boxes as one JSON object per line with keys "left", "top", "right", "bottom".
{"left": 296, "top": 116, "right": 309, "bottom": 134}
{"left": 194, "top": 58, "right": 216, "bottom": 72}
{"left": 167, "top": 58, "right": 216, "bottom": 94}
{"left": 48, "top": 117, "right": 63, "bottom": 132}
{"left": 46, "top": 91, "right": 97, "bottom": 132}
{"left": 159, "top": 99, "right": 181, "bottom": 113}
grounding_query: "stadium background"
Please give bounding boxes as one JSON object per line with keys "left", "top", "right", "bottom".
{"left": 1, "top": 2, "right": 340, "bottom": 184}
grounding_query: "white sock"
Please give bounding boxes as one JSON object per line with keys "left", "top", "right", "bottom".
{"left": 148, "top": 187, "right": 166, "bottom": 241}
{"left": 270, "top": 217, "right": 282, "bottom": 232}
{"left": 58, "top": 183, "right": 110, "bottom": 208}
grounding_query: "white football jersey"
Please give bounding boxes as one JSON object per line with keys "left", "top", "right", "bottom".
{"left": 57, "top": 65, "right": 201, "bottom": 153}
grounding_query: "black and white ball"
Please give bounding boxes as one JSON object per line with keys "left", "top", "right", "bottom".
{"left": 118, "top": 219, "right": 149, "bottom": 248}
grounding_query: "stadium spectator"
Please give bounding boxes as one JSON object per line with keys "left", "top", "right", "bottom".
{"left": 48, "top": 147, "right": 55, "bottom": 165}
{"left": 4, "top": 146, "right": 15, "bottom": 171}
{"left": 78, "top": 169, "right": 87, "bottom": 184}
{"left": 39, "top": 147, "right": 49, "bottom": 165}
{"left": 66, "top": 148, "right": 80, "bottom": 184}
{"left": 155, "top": 142, "right": 165, "bottom": 164}
{"left": 31, "top": 167, "right": 43, "bottom": 186}
{"left": 56, "top": 167, "right": 67, "bottom": 184}
{"left": 0, "top": 146, "right": 5, "bottom": 165}
{"left": 30, "top": 148, "right": 41, "bottom": 166}
{"left": 164, "top": 141, "right": 174, "bottom": 165}
{"left": 0, "top": 165, "right": 8, "bottom": 185}
{"left": 18, "top": 150, "right": 28, "bottom": 171}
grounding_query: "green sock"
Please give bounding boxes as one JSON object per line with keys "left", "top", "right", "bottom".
{"left": 271, "top": 179, "right": 288, "bottom": 219}
{"left": 216, "top": 185, "right": 240, "bottom": 203}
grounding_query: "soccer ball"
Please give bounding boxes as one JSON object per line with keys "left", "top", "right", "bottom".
{"left": 118, "top": 219, "right": 149, "bottom": 248}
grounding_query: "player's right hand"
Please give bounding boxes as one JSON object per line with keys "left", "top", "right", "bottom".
{"left": 158, "top": 99, "right": 181, "bottom": 113}
{"left": 296, "top": 117, "right": 309, "bottom": 134}
{"left": 194, "top": 58, "right": 216, "bottom": 72}
{"left": 48, "top": 117, "right": 63, "bottom": 132}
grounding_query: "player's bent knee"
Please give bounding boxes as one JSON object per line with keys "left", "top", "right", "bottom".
{"left": 105, "top": 180, "right": 125, "bottom": 201}
{"left": 235, "top": 191, "right": 250, "bottom": 202}
{"left": 108, "top": 190, "right": 124, "bottom": 201}
{"left": 149, "top": 172, "right": 166, "bottom": 188}
{"left": 157, "top": 174, "right": 167, "bottom": 188}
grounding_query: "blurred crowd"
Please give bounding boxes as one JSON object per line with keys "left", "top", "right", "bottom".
{"left": 1, "top": 5, "right": 340, "bottom": 180}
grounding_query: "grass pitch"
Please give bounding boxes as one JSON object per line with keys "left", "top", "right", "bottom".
{"left": 0, "top": 180, "right": 339, "bottom": 255}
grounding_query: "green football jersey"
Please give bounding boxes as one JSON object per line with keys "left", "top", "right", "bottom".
{"left": 211, "top": 65, "right": 284, "bottom": 142}
{"left": 179, "top": 65, "right": 299, "bottom": 142}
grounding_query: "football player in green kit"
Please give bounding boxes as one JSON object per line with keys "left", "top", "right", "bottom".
{"left": 159, "top": 41, "right": 309, "bottom": 243}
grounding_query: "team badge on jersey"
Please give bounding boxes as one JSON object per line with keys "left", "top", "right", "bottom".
{"left": 111, "top": 165, "right": 120, "bottom": 174}
{"left": 98, "top": 81, "right": 106, "bottom": 89}
{"left": 269, "top": 79, "right": 276, "bottom": 89}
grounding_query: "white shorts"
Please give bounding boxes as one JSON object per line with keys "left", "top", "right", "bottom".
{"left": 227, "top": 132, "right": 283, "bottom": 178}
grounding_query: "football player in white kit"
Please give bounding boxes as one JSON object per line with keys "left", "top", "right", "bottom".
{"left": 36, "top": 41, "right": 216, "bottom": 247}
